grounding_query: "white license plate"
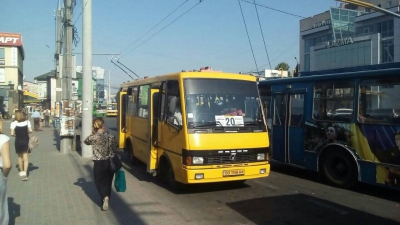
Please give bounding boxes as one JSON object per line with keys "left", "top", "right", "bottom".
{"left": 223, "top": 169, "right": 244, "bottom": 177}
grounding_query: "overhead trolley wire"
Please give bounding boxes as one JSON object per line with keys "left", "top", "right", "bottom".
{"left": 119, "top": 0, "right": 190, "bottom": 57}
{"left": 240, "top": 0, "right": 306, "bottom": 19}
{"left": 238, "top": 0, "right": 259, "bottom": 72}
{"left": 253, "top": 0, "right": 271, "bottom": 71}
{"left": 119, "top": 0, "right": 204, "bottom": 59}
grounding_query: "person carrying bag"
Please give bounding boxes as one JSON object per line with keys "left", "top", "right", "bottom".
{"left": 83, "top": 118, "right": 117, "bottom": 211}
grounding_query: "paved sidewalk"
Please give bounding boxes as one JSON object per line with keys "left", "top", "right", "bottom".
{"left": 3, "top": 120, "right": 187, "bottom": 225}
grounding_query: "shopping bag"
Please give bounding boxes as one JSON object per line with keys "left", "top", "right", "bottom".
{"left": 114, "top": 169, "right": 126, "bottom": 192}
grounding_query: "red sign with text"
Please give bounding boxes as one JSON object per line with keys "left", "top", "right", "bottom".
{"left": 0, "top": 33, "right": 22, "bottom": 46}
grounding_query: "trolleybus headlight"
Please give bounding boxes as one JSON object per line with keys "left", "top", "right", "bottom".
{"left": 192, "top": 156, "right": 204, "bottom": 164}
{"left": 257, "top": 153, "right": 265, "bottom": 160}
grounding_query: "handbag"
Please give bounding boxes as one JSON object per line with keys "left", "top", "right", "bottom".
{"left": 107, "top": 133, "right": 122, "bottom": 172}
{"left": 109, "top": 153, "right": 122, "bottom": 172}
{"left": 114, "top": 169, "right": 126, "bottom": 192}
{"left": 26, "top": 125, "right": 39, "bottom": 153}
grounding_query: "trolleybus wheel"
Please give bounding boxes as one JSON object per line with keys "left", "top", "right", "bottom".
{"left": 321, "top": 149, "right": 358, "bottom": 188}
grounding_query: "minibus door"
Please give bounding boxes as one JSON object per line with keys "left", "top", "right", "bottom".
{"left": 117, "top": 91, "right": 127, "bottom": 149}
{"left": 271, "top": 92, "right": 305, "bottom": 166}
{"left": 147, "top": 89, "right": 159, "bottom": 174}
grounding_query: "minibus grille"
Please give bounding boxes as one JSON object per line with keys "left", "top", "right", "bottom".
{"left": 207, "top": 154, "right": 257, "bottom": 164}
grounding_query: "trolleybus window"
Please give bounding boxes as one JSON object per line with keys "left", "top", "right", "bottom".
{"left": 359, "top": 78, "right": 400, "bottom": 124}
{"left": 313, "top": 81, "right": 354, "bottom": 121}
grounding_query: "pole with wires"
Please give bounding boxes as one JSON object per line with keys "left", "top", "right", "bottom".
{"left": 81, "top": 0, "right": 93, "bottom": 158}
{"left": 60, "top": 0, "right": 73, "bottom": 154}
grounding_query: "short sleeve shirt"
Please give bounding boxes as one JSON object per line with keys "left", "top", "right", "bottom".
{"left": 10, "top": 120, "right": 31, "bottom": 129}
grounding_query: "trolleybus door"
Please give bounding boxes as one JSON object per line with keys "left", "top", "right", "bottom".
{"left": 272, "top": 92, "right": 305, "bottom": 166}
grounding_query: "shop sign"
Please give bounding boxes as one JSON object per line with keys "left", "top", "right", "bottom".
{"left": 0, "top": 33, "right": 22, "bottom": 46}
{"left": 313, "top": 19, "right": 331, "bottom": 29}
{"left": 323, "top": 37, "right": 354, "bottom": 48}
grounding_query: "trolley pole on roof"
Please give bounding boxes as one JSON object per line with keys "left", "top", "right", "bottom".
{"left": 81, "top": 0, "right": 93, "bottom": 158}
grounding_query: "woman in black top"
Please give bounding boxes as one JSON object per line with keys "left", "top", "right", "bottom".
{"left": 10, "top": 111, "right": 32, "bottom": 181}
{"left": 84, "top": 117, "right": 116, "bottom": 211}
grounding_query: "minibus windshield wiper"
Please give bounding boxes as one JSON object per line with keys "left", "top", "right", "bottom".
{"left": 193, "top": 121, "right": 224, "bottom": 128}
{"left": 243, "top": 121, "right": 263, "bottom": 127}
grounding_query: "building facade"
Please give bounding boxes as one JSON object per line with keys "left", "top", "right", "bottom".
{"left": 0, "top": 32, "right": 24, "bottom": 111}
{"left": 300, "top": 1, "right": 400, "bottom": 73}
{"left": 76, "top": 66, "right": 105, "bottom": 103}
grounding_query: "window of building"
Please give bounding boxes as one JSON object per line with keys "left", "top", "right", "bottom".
{"left": 365, "top": 8, "right": 371, "bottom": 12}
{"left": 0, "top": 48, "right": 4, "bottom": 58}
{"left": 359, "top": 78, "right": 400, "bottom": 124}
{"left": 388, "top": 1, "right": 392, "bottom": 8}
{"left": 313, "top": 81, "right": 354, "bottom": 122}
{"left": 381, "top": 20, "right": 394, "bottom": 38}
{"left": 304, "top": 54, "right": 310, "bottom": 71}
{"left": 382, "top": 39, "right": 394, "bottom": 63}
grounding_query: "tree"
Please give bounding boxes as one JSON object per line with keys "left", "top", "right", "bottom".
{"left": 275, "top": 62, "right": 290, "bottom": 71}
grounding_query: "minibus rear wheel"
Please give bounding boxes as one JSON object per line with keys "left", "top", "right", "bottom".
{"left": 124, "top": 140, "right": 137, "bottom": 165}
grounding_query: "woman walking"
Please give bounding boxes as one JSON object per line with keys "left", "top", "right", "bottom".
{"left": 84, "top": 118, "right": 116, "bottom": 211}
{"left": 10, "top": 111, "right": 32, "bottom": 181}
{"left": 0, "top": 120, "right": 11, "bottom": 224}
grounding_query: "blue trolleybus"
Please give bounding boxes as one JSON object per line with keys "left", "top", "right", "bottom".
{"left": 258, "top": 64, "right": 400, "bottom": 189}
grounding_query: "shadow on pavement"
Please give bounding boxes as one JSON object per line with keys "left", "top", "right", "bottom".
{"left": 271, "top": 161, "right": 400, "bottom": 203}
{"left": 7, "top": 197, "right": 20, "bottom": 225}
{"left": 227, "top": 193, "right": 399, "bottom": 225}
{"left": 52, "top": 128, "right": 60, "bottom": 151}
{"left": 69, "top": 154, "right": 150, "bottom": 225}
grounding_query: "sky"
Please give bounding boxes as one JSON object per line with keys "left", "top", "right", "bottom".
{"left": 1, "top": 0, "right": 339, "bottom": 92}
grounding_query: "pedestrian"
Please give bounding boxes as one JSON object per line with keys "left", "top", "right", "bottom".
{"left": 43, "top": 108, "right": 50, "bottom": 127}
{"left": 83, "top": 118, "right": 117, "bottom": 211}
{"left": 0, "top": 120, "right": 11, "bottom": 225}
{"left": 10, "top": 111, "right": 32, "bottom": 181}
{"left": 31, "top": 109, "right": 41, "bottom": 131}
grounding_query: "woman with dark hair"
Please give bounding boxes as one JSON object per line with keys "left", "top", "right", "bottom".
{"left": 0, "top": 119, "right": 11, "bottom": 224}
{"left": 10, "top": 111, "right": 32, "bottom": 181}
{"left": 84, "top": 118, "right": 117, "bottom": 211}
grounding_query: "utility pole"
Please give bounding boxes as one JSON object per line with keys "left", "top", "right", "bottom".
{"left": 56, "top": 3, "right": 62, "bottom": 103}
{"left": 81, "top": 0, "right": 93, "bottom": 158}
{"left": 108, "top": 69, "right": 111, "bottom": 104}
{"left": 60, "top": 0, "right": 73, "bottom": 154}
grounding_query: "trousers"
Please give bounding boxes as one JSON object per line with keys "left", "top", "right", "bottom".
{"left": 93, "top": 160, "right": 114, "bottom": 203}
{"left": 0, "top": 171, "right": 9, "bottom": 225}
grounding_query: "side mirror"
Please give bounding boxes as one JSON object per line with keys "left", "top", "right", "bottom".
{"left": 166, "top": 115, "right": 182, "bottom": 133}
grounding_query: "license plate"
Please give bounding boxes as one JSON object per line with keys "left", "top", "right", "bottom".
{"left": 223, "top": 169, "right": 244, "bottom": 177}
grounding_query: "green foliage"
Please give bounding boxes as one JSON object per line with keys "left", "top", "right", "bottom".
{"left": 274, "top": 62, "right": 290, "bottom": 71}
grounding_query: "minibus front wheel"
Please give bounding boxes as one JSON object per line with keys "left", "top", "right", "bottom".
{"left": 159, "top": 157, "right": 185, "bottom": 191}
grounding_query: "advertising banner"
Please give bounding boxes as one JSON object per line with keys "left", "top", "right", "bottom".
{"left": 0, "top": 33, "right": 22, "bottom": 46}
{"left": 59, "top": 101, "right": 75, "bottom": 136}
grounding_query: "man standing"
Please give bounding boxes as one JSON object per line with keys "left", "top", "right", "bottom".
{"left": 31, "top": 109, "right": 41, "bottom": 131}
{"left": 43, "top": 108, "right": 50, "bottom": 127}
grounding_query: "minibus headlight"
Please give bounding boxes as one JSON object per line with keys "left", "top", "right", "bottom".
{"left": 192, "top": 156, "right": 204, "bottom": 164}
{"left": 257, "top": 153, "right": 265, "bottom": 160}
